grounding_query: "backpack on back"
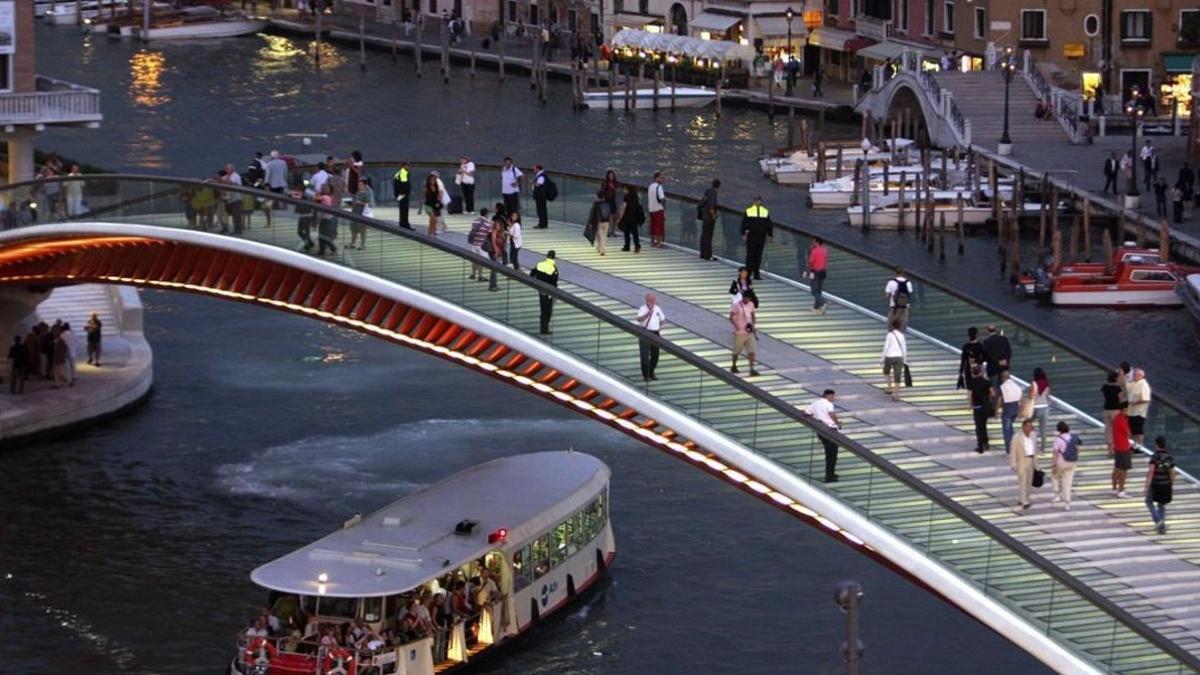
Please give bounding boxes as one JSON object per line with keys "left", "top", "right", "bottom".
{"left": 892, "top": 278, "right": 911, "bottom": 308}
{"left": 543, "top": 177, "right": 558, "bottom": 201}
{"left": 1062, "top": 434, "right": 1081, "bottom": 462}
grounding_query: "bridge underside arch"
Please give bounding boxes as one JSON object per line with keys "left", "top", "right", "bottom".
{"left": 882, "top": 85, "right": 931, "bottom": 145}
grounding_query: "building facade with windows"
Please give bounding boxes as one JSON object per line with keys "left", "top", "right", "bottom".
{"left": 988, "top": 0, "right": 1198, "bottom": 116}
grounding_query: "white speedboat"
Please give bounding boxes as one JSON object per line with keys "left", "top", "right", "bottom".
{"left": 772, "top": 139, "right": 917, "bottom": 186}
{"left": 810, "top": 165, "right": 952, "bottom": 208}
{"left": 228, "top": 451, "right": 615, "bottom": 675}
{"left": 135, "top": 6, "right": 266, "bottom": 40}
{"left": 43, "top": 0, "right": 127, "bottom": 25}
{"left": 583, "top": 86, "right": 715, "bottom": 109}
{"left": 846, "top": 190, "right": 992, "bottom": 229}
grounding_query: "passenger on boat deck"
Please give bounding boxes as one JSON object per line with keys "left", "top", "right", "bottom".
{"left": 350, "top": 617, "right": 368, "bottom": 644}
{"left": 366, "top": 629, "right": 391, "bottom": 651}
{"left": 426, "top": 589, "right": 447, "bottom": 627}
{"left": 451, "top": 582, "right": 474, "bottom": 619}
{"left": 320, "top": 626, "right": 340, "bottom": 648}
{"left": 246, "top": 617, "right": 269, "bottom": 638}
{"left": 475, "top": 568, "right": 500, "bottom": 607}
{"left": 399, "top": 600, "right": 425, "bottom": 637}
{"left": 259, "top": 607, "right": 281, "bottom": 635}
{"left": 413, "top": 597, "right": 438, "bottom": 636}
{"left": 302, "top": 611, "right": 320, "bottom": 639}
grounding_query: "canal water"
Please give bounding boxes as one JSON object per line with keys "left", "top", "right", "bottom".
{"left": 0, "top": 23, "right": 1157, "bottom": 673}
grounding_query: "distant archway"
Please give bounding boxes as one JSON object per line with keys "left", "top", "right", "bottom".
{"left": 669, "top": 3, "right": 687, "bottom": 35}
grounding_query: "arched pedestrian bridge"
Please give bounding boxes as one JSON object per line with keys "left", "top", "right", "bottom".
{"left": 1, "top": 171, "right": 1198, "bottom": 674}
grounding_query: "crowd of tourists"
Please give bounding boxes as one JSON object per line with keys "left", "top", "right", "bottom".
{"left": 6, "top": 313, "right": 103, "bottom": 395}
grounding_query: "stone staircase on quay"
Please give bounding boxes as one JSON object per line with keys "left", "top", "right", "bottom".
{"left": 935, "top": 70, "right": 1072, "bottom": 149}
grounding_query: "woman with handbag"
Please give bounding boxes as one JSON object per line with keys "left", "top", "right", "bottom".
{"left": 880, "top": 319, "right": 907, "bottom": 402}
{"left": 422, "top": 175, "right": 444, "bottom": 237}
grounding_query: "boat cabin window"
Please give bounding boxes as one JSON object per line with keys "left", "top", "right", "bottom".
{"left": 511, "top": 490, "right": 609, "bottom": 588}
{"left": 531, "top": 533, "right": 551, "bottom": 579}
{"left": 513, "top": 545, "right": 531, "bottom": 592}
{"left": 1130, "top": 270, "right": 1175, "bottom": 282}
{"left": 361, "top": 596, "right": 383, "bottom": 623}
{"left": 302, "top": 595, "right": 358, "bottom": 619}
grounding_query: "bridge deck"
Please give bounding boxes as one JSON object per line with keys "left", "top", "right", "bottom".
{"left": 323, "top": 208, "right": 1200, "bottom": 669}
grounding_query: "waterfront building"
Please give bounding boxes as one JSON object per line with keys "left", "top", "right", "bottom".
{"left": 0, "top": 0, "right": 101, "bottom": 182}
{"left": 983, "top": 0, "right": 1198, "bottom": 116}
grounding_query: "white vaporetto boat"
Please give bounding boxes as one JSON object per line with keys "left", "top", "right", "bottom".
{"left": 229, "top": 451, "right": 615, "bottom": 675}
{"left": 135, "top": 6, "right": 266, "bottom": 40}
{"left": 583, "top": 86, "right": 715, "bottom": 109}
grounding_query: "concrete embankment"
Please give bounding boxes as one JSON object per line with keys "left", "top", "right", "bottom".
{"left": 0, "top": 285, "right": 153, "bottom": 447}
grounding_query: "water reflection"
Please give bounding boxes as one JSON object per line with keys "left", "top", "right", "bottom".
{"left": 307, "top": 40, "right": 347, "bottom": 69}
{"left": 129, "top": 50, "right": 168, "bottom": 108}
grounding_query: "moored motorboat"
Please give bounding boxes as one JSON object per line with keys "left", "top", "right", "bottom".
{"left": 1047, "top": 247, "right": 1198, "bottom": 306}
{"left": 1178, "top": 274, "right": 1200, "bottom": 334}
{"left": 582, "top": 86, "right": 715, "bottom": 109}
{"left": 135, "top": 6, "right": 266, "bottom": 40}
{"left": 43, "top": 0, "right": 129, "bottom": 25}
{"left": 846, "top": 190, "right": 992, "bottom": 228}
{"left": 228, "top": 451, "right": 615, "bottom": 675}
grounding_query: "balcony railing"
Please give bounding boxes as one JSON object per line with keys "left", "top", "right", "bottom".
{"left": 0, "top": 75, "right": 102, "bottom": 127}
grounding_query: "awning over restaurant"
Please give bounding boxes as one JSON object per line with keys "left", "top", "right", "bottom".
{"left": 807, "top": 27, "right": 856, "bottom": 52}
{"left": 689, "top": 12, "right": 743, "bottom": 32}
{"left": 612, "top": 13, "right": 660, "bottom": 29}
{"left": 856, "top": 40, "right": 940, "bottom": 62}
{"left": 754, "top": 17, "right": 805, "bottom": 38}
{"left": 1163, "top": 53, "right": 1198, "bottom": 74}
{"left": 611, "top": 28, "right": 757, "bottom": 62}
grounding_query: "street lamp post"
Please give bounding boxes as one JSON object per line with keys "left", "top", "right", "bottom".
{"left": 998, "top": 46, "right": 1015, "bottom": 156}
{"left": 1124, "top": 86, "right": 1145, "bottom": 207}
{"left": 785, "top": 7, "right": 795, "bottom": 97}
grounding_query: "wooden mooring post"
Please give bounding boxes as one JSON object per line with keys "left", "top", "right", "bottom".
{"left": 897, "top": 174, "right": 906, "bottom": 231}
{"left": 1083, "top": 197, "right": 1092, "bottom": 261}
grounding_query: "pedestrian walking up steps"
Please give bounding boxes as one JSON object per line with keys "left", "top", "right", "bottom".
{"left": 935, "top": 70, "right": 1072, "bottom": 148}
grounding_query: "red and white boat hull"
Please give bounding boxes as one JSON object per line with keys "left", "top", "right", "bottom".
{"left": 1051, "top": 286, "right": 1183, "bottom": 306}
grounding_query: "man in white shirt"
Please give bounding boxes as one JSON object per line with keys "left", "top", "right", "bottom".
{"left": 998, "top": 370, "right": 1023, "bottom": 451}
{"left": 457, "top": 155, "right": 477, "bottom": 213}
{"left": 806, "top": 389, "right": 843, "bottom": 483}
{"left": 500, "top": 157, "right": 524, "bottom": 215}
{"left": 647, "top": 171, "right": 666, "bottom": 248}
{"left": 1126, "top": 368, "right": 1151, "bottom": 445}
{"left": 1008, "top": 418, "right": 1038, "bottom": 511}
{"left": 532, "top": 164, "right": 549, "bottom": 229}
{"left": 636, "top": 292, "right": 666, "bottom": 381}
{"left": 263, "top": 150, "right": 289, "bottom": 193}
{"left": 310, "top": 162, "right": 331, "bottom": 194}
{"left": 221, "top": 163, "right": 244, "bottom": 234}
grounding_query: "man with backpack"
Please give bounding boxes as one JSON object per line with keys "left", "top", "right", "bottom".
{"left": 883, "top": 267, "right": 911, "bottom": 329}
{"left": 532, "top": 164, "right": 556, "bottom": 229}
{"left": 1051, "top": 421, "right": 1082, "bottom": 510}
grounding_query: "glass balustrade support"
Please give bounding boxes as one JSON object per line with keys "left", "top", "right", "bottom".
{"left": 1, "top": 174, "right": 1197, "bottom": 674}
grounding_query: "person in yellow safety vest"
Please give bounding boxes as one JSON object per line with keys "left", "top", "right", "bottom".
{"left": 530, "top": 251, "right": 559, "bottom": 335}
{"left": 740, "top": 196, "right": 773, "bottom": 280}
{"left": 392, "top": 161, "right": 412, "bottom": 230}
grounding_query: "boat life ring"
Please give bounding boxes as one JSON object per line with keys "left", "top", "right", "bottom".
{"left": 323, "top": 647, "right": 357, "bottom": 675}
{"left": 244, "top": 637, "right": 277, "bottom": 667}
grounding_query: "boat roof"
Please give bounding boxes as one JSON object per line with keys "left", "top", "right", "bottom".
{"left": 250, "top": 451, "right": 609, "bottom": 598}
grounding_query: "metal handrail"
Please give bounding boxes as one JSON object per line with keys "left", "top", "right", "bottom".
{"left": 1, "top": 173, "right": 1197, "bottom": 670}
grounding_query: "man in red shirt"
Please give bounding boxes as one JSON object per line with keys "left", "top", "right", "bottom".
{"left": 1111, "top": 406, "right": 1133, "bottom": 498}
{"left": 806, "top": 236, "right": 829, "bottom": 314}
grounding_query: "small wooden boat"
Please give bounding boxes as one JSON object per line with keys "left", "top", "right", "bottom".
{"left": 582, "top": 86, "right": 715, "bottom": 109}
